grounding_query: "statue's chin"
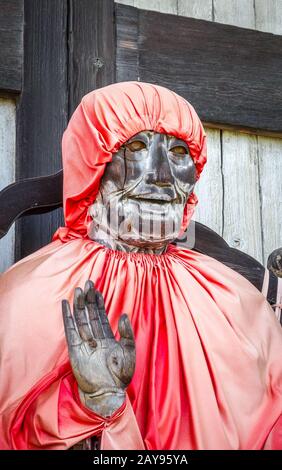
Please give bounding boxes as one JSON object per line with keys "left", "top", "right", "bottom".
{"left": 118, "top": 234, "right": 176, "bottom": 249}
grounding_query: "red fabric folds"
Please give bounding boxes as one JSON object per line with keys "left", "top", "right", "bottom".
{"left": 0, "top": 82, "right": 281, "bottom": 450}
{"left": 0, "top": 240, "right": 281, "bottom": 449}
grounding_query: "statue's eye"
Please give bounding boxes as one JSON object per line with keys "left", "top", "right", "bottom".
{"left": 126, "top": 140, "right": 146, "bottom": 152}
{"left": 170, "top": 145, "right": 187, "bottom": 156}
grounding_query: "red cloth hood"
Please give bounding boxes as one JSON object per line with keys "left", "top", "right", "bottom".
{"left": 54, "top": 81, "right": 207, "bottom": 241}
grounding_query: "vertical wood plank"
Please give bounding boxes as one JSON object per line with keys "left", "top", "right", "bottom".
{"left": 222, "top": 131, "right": 263, "bottom": 262}
{"left": 177, "top": 0, "right": 220, "bottom": 234}
{"left": 213, "top": 0, "right": 255, "bottom": 28}
{"left": 116, "top": 3, "right": 139, "bottom": 83}
{"left": 255, "top": 0, "right": 282, "bottom": 34}
{"left": 178, "top": 0, "right": 213, "bottom": 20}
{"left": 69, "top": 0, "right": 116, "bottom": 115}
{"left": 213, "top": 1, "right": 260, "bottom": 261}
{"left": 133, "top": 0, "right": 177, "bottom": 14}
{"left": 254, "top": 1, "right": 282, "bottom": 264}
{"left": 15, "top": 0, "right": 68, "bottom": 260}
{"left": 0, "top": 99, "right": 16, "bottom": 272}
{"left": 116, "top": 0, "right": 134, "bottom": 4}
{"left": 0, "top": 0, "right": 24, "bottom": 93}
{"left": 258, "top": 136, "right": 282, "bottom": 265}
{"left": 194, "top": 128, "right": 223, "bottom": 236}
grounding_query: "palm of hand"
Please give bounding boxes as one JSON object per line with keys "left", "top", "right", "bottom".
{"left": 62, "top": 281, "right": 136, "bottom": 398}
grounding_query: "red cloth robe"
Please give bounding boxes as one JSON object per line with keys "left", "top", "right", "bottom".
{"left": 0, "top": 82, "right": 281, "bottom": 450}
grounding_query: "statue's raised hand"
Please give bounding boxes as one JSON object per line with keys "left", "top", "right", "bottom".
{"left": 62, "top": 280, "right": 135, "bottom": 417}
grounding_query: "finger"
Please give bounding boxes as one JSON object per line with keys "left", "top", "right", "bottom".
{"left": 73, "top": 287, "right": 96, "bottom": 346}
{"left": 95, "top": 290, "right": 114, "bottom": 339}
{"left": 118, "top": 314, "right": 135, "bottom": 348}
{"left": 62, "top": 299, "right": 82, "bottom": 352}
{"left": 84, "top": 281, "right": 105, "bottom": 339}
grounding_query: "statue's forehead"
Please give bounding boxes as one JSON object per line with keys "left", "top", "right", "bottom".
{"left": 126, "top": 130, "right": 185, "bottom": 142}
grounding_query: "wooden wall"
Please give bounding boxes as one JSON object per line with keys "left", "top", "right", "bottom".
{"left": 0, "top": 98, "right": 16, "bottom": 272}
{"left": 116, "top": 0, "right": 282, "bottom": 265}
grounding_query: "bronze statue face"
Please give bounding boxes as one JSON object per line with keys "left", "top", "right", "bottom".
{"left": 88, "top": 131, "right": 196, "bottom": 253}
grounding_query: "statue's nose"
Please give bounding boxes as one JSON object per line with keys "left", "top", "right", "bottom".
{"left": 144, "top": 143, "right": 174, "bottom": 187}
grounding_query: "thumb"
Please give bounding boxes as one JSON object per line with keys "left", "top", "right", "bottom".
{"left": 118, "top": 314, "right": 135, "bottom": 347}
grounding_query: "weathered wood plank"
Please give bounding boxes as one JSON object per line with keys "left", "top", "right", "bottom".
{"left": 214, "top": 0, "right": 255, "bottom": 28}
{"left": 176, "top": 0, "right": 222, "bottom": 236}
{"left": 222, "top": 131, "right": 263, "bottom": 263}
{"left": 133, "top": 0, "right": 177, "bottom": 14}
{"left": 178, "top": 0, "right": 213, "bottom": 20}
{"left": 258, "top": 136, "right": 282, "bottom": 265}
{"left": 116, "top": 0, "right": 134, "bottom": 5}
{"left": 15, "top": 0, "right": 68, "bottom": 260}
{"left": 116, "top": 3, "right": 139, "bottom": 82}
{"left": 213, "top": 1, "right": 260, "bottom": 263}
{"left": 69, "top": 0, "right": 116, "bottom": 115}
{"left": 0, "top": 99, "right": 15, "bottom": 272}
{"left": 255, "top": 0, "right": 282, "bottom": 34}
{"left": 115, "top": 3, "right": 282, "bottom": 134}
{"left": 255, "top": 1, "right": 282, "bottom": 266}
{"left": 194, "top": 128, "right": 223, "bottom": 236}
{"left": 0, "top": 0, "right": 23, "bottom": 93}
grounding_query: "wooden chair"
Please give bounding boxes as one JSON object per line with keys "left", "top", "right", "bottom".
{"left": 0, "top": 170, "right": 280, "bottom": 318}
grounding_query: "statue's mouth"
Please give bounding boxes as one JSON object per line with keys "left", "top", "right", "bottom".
{"left": 128, "top": 194, "right": 178, "bottom": 204}
{"left": 89, "top": 387, "right": 125, "bottom": 398}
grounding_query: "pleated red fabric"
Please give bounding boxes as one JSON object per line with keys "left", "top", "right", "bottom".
{"left": 0, "top": 82, "right": 281, "bottom": 450}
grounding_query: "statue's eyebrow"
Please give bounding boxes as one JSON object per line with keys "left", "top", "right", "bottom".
{"left": 126, "top": 132, "right": 150, "bottom": 144}
{"left": 168, "top": 136, "right": 189, "bottom": 151}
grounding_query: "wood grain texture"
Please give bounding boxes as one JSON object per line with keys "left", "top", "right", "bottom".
{"left": 0, "top": 0, "right": 23, "bottom": 93}
{"left": 258, "top": 136, "right": 282, "bottom": 265}
{"left": 255, "top": 1, "right": 282, "bottom": 265}
{"left": 15, "top": 0, "right": 68, "bottom": 260}
{"left": 15, "top": 0, "right": 116, "bottom": 260}
{"left": 222, "top": 131, "right": 263, "bottom": 262}
{"left": 69, "top": 0, "right": 116, "bottom": 115}
{"left": 115, "top": 3, "right": 282, "bottom": 133}
{"left": 178, "top": 0, "right": 213, "bottom": 20}
{"left": 116, "top": 0, "right": 134, "bottom": 5}
{"left": 177, "top": 1, "right": 222, "bottom": 237}
{"left": 0, "top": 99, "right": 15, "bottom": 272}
{"left": 194, "top": 128, "right": 223, "bottom": 235}
{"left": 116, "top": 3, "right": 139, "bottom": 82}
{"left": 214, "top": 0, "right": 255, "bottom": 28}
{"left": 133, "top": 0, "right": 177, "bottom": 14}
{"left": 255, "top": 0, "right": 282, "bottom": 34}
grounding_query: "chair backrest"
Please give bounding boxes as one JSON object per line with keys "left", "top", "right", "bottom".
{"left": 0, "top": 171, "right": 278, "bottom": 306}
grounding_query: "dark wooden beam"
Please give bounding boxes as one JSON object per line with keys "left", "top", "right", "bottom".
{"left": 15, "top": 0, "right": 68, "bottom": 260}
{"left": 68, "top": 0, "right": 116, "bottom": 116}
{"left": 15, "top": 0, "right": 116, "bottom": 260}
{"left": 0, "top": 0, "right": 23, "bottom": 93}
{"left": 116, "top": 4, "right": 282, "bottom": 134}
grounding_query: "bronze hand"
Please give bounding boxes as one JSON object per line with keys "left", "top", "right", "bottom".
{"left": 62, "top": 280, "right": 136, "bottom": 417}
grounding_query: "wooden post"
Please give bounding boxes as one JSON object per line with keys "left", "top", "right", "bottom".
{"left": 15, "top": 0, "right": 115, "bottom": 260}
